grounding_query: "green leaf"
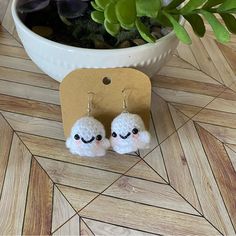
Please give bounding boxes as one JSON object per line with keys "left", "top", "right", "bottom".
{"left": 104, "top": 2, "right": 118, "bottom": 24}
{"left": 135, "top": 18, "right": 156, "bottom": 43}
{"left": 136, "top": 0, "right": 161, "bottom": 18}
{"left": 91, "top": 1, "right": 103, "bottom": 11}
{"left": 95, "top": 0, "right": 111, "bottom": 10}
{"left": 180, "top": 0, "right": 207, "bottom": 14}
{"left": 116, "top": 0, "right": 136, "bottom": 28}
{"left": 104, "top": 20, "right": 120, "bottom": 36}
{"left": 184, "top": 14, "right": 206, "bottom": 37}
{"left": 163, "top": 11, "right": 192, "bottom": 44}
{"left": 220, "top": 13, "right": 236, "bottom": 34}
{"left": 203, "top": 0, "right": 224, "bottom": 9}
{"left": 165, "top": 0, "right": 185, "bottom": 10}
{"left": 200, "top": 10, "right": 230, "bottom": 43}
{"left": 91, "top": 11, "right": 105, "bottom": 24}
{"left": 217, "top": 0, "right": 236, "bottom": 12}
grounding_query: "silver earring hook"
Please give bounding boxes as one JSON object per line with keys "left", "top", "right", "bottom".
{"left": 87, "top": 91, "right": 95, "bottom": 116}
{"left": 122, "top": 89, "right": 128, "bottom": 113}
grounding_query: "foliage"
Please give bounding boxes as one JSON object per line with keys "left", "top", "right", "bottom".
{"left": 17, "top": 0, "right": 236, "bottom": 46}
{"left": 90, "top": 0, "right": 236, "bottom": 44}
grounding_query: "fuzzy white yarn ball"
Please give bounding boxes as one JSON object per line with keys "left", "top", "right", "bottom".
{"left": 66, "top": 116, "right": 110, "bottom": 157}
{"left": 110, "top": 112, "right": 151, "bottom": 154}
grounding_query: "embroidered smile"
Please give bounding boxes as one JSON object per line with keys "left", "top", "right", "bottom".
{"left": 119, "top": 132, "right": 131, "bottom": 139}
{"left": 81, "top": 137, "right": 95, "bottom": 144}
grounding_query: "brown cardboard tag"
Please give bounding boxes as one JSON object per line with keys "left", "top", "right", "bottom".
{"left": 60, "top": 68, "right": 151, "bottom": 138}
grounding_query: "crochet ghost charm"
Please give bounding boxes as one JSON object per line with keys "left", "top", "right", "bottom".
{"left": 66, "top": 116, "right": 110, "bottom": 157}
{"left": 110, "top": 112, "right": 151, "bottom": 154}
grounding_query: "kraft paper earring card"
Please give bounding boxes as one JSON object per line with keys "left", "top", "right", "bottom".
{"left": 60, "top": 68, "right": 151, "bottom": 138}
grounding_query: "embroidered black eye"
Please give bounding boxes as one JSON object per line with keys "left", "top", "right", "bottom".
{"left": 74, "top": 134, "right": 80, "bottom": 140}
{"left": 96, "top": 135, "right": 102, "bottom": 141}
{"left": 132, "top": 128, "right": 139, "bottom": 134}
{"left": 112, "top": 132, "right": 117, "bottom": 138}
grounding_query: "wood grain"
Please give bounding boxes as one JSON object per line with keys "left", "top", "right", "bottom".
{"left": 168, "top": 104, "right": 189, "bottom": 129}
{"left": 36, "top": 156, "right": 121, "bottom": 192}
{"left": 158, "top": 66, "right": 220, "bottom": 85}
{"left": 125, "top": 160, "right": 165, "bottom": 183}
{"left": 225, "top": 145, "right": 236, "bottom": 172}
{"left": 0, "top": 134, "right": 31, "bottom": 235}
{"left": 1, "top": 0, "right": 14, "bottom": 34}
{"left": 188, "top": 26, "right": 222, "bottom": 83}
{"left": 144, "top": 146, "right": 168, "bottom": 182}
{"left": 18, "top": 132, "right": 140, "bottom": 174}
{"left": 0, "top": 27, "right": 22, "bottom": 47}
{"left": 197, "top": 124, "right": 236, "bottom": 230}
{"left": 0, "top": 94, "right": 62, "bottom": 121}
{"left": 0, "top": 66, "right": 59, "bottom": 90}
{"left": 53, "top": 215, "right": 80, "bottom": 236}
{"left": 178, "top": 121, "right": 235, "bottom": 235}
{"left": 52, "top": 187, "right": 76, "bottom": 232}
{"left": 23, "top": 159, "right": 53, "bottom": 235}
{"left": 165, "top": 54, "right": 197, "bottom": 70}
{"left": 201, "top": 36, "right": 236, "bottom": 87}
{"left": 176, "top": 41, "right": 200, "bottom": 70}
{"left": 0, "top": 114, "right": 13, "bottom": 196}
{"left": 84, "top": 218, "right": 155, "bottom": 236}
{"left": 151, "top": 92, "right": 175, "bottom": 143}
{"left": 2, "top": 111, "right": 65, "bottom": 140}
{"left": 81, "top": 219, "right": 94, "bottom": 236}
{"left": 161, "top": 132, "right": 202, "bottom": 213}
{"left": 153, "top": 76, "right": 225, "bottom": 97}
{"left": 194, "top": 108, "right": 236, "bottom": 129}
{"left": 104, "top": 176, "right": 199, "bottom": 215}
{"left": 80, "top": 195, "right": 220, "bottom": 235}
{"left": 57, "top": 184, "right": 98, "bottom": 212}
{"left": 0, "top": 55, "right": 43, "bottom": 73}
{"left": 153, "top": 87, "right": 214, "bottom": 107}
{"left": 198, "top": 122, "right": 236, "bottom": 145}
{"left": 0, "top": 44, "right": 28, "bottom": 59}
{"left": 0, "top": 79, "right": 60, "bottom": 105}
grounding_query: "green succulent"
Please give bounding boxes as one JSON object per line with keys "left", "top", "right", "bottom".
{"left": 90, "top": 0, "right": 236, "bottom": 44}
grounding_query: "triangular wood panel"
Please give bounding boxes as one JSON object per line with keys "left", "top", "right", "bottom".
{"left": 0, "top": 1, "right": 236, "bottom": 235}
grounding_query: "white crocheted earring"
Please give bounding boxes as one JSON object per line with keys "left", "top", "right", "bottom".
{"left": 66, "top": 92, "right": 110, "bottom": 157}
{"left": 110, "top": 89, "right": 151, "bottom": 154}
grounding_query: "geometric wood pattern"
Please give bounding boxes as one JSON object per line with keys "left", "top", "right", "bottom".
{"left": 1, "top": 1, "right": 236, "bottom": 235}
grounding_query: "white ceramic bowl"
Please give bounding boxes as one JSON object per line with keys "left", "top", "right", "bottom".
{"left": 12, "top": 0, "right": 181, "bottom": 82}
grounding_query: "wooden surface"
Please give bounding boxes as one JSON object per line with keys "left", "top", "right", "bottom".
{"left": 1, "top": 2, "right": 236, "bottom": 235}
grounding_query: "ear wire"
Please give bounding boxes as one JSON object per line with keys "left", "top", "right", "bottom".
{"left": 122, "top": 89, "right": 128, "bottom": 113}
{"left": 87, "top": 92, "right": 95, "bottom": 116}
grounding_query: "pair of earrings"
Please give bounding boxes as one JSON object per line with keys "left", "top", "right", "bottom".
{"left": 66, "top": 91, "right": 151, "bottom": 157}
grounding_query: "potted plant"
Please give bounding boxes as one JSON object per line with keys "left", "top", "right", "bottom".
{"left": 12, "top": 0, "right": 236, "bottom": 82}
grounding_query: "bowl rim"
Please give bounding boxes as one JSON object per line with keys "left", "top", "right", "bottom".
{"left": 12, "top": 0, "right": 183, "bottom": 53}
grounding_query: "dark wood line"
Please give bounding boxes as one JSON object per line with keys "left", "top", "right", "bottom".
{"left": 195, "top": 123, "right": 236, "bottom": 233}
{"left": 80, "top": 216, "right": 162, "bottom": 236}
{"left": 81, "top": 218, "right": 95, "bottom": 236}
{"left": 0, "top": 75, "right": 59, "bottom": 91}
{"left": 197, "top": 121, "right": 236, "bottom": 134}
{"left": 0, "top": 42, "right": 23, "bottom": 49}
{"left": 21, "top": 157, "right": 33, "bottom": 235}
{"left": 0, "top": 113, "right": 13, "bottom": 202}
{"left": 51, "top": 213, "right": 78, "bottom": 235}
{"left": 175, "top": 125, "right": 204, "bottom": 215}
{"left": 100, "top": 193, "right": 201, "bottom": 217}
{"left": 55, "top": 184, "right": 78, "bottom": 214}
{"left": 0, "top": 106, "right": 61, "bottom": 123}
{"left": 50, "top": 183, "right": 55, "bottom": 234}
{"left": 34, "top": 155, "right": 140, "bottom": 176}
{"left": 0, "top": 65, "right": 45, "bottom": 76}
